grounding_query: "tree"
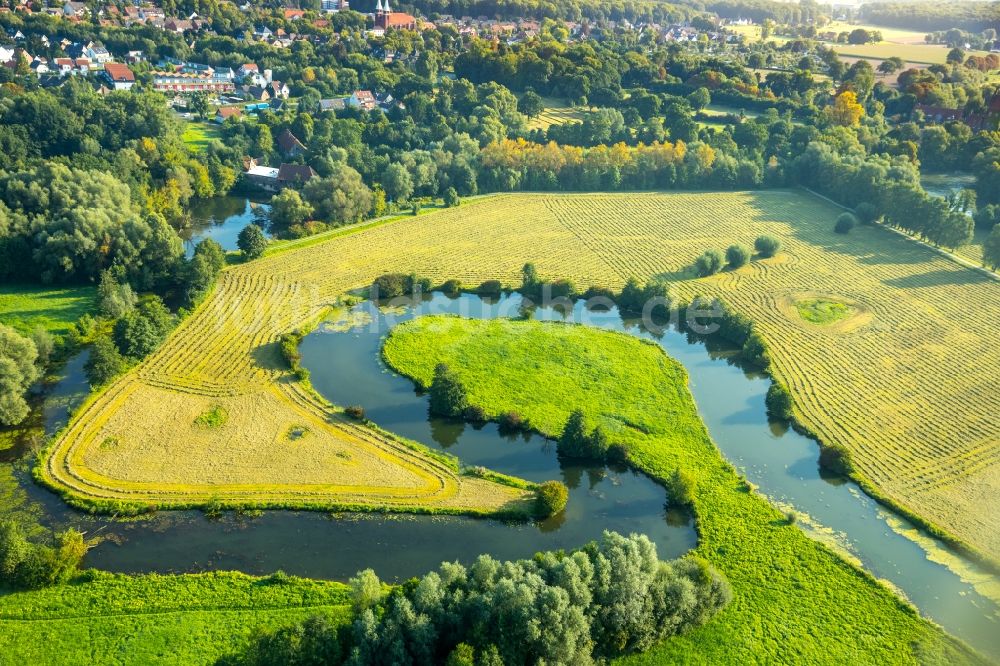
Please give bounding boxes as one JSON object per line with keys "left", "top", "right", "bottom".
{"left": 877, "top": 57, "right": 904, "bottom": 76}
{"left": 687, "top": 88, "right": 711, "bottom": 111}
{"left": 834, "top": 212, "right": 857, "bottom": 234}
{"left": 725, "top": 244, "right": 751, "bottom": 269}
{"left": 855, "top": 202, "right": 878, "bottom": 225}
{"left": 443, "top": 187, "right": 460, "bottom": 207}
{"left": 382, "top": 163, "right": 414, "bottom": 202}
{"left": 518, "top": 90, "right": 544, "bottom": 118}
{"left": 848, "top": 28, "right": 873, "bottom": 44}
{"left": 0, "top": 325, "right": 39, "bottom": 426}
{"left": 84, "top": 335, "right": 125, "bottom": 387}
{"left": 429, "top": 363, "right": 468, "bottom": 418}
{"left": 349, "top": 568, "right": 383, "bottom": 613}
{"left": 694, "top": 249, "right": 723, "bottom": 277}
{"left": 766, "top": 382, "right": 794, "bottom": 420}
{"left": 755, "top": 235, "right": 781, "bottom": 257}
{"left": 826, "top": 91, "right": 864, "bottom": 127}
{"left": 113, "top": 298, "right": 172, "bottom": 360}
{"left": 973, "top": 204, "right": 1000, "bottom": 231}
{"left": 521, "top": 262, "right": 540, "bottom": 292}
{"left": 302, "top": 164, "right": 373, "bottom": 224}
{"left": 97, "top": 270, "right": 137, "bottom": 319}
{"left": 982, "top": 224, "right": 1000, "bottom": 270}
{"left": 537, "top": 480, "right": 569, "bottom": 516}
{"left": 269, "top": 189, "right": 314, "bottom": 232}
{"left": 666, "top": 468, "right": 696, "bottom": 507}
{"left": 30, "top": 328, "right": 54, "bottom": 369}
{"left": 947, "top": 47, "right": 965, "bottom": 64}
{"left": 237, "top": 224, "right": 268, "bottom": 261}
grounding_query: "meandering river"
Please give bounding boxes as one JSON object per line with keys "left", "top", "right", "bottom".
{"left": 7, "top": 290, "right": 998, "bottom": 657}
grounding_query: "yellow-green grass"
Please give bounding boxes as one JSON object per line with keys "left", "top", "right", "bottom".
{"left": 794, "top": 296, "right": 852, "bottom": 324}
{"left": 181, "top": 121, "right": 222, "bottom": 153}
{"left": 0, "top": 284, "right": 95, "bottom": 337}
{"left": 0, "top": 570, "right": 352, "bottom": 665}
{"left": 821, "top": 21, "right": 931, "bottom": 45}
{"left": 831, "top": 42, "right": 989, "bottom": 65}
{"left": 382, "top": 315, "right": 985, "bottom": 665}
{"left": 525, "top": 97, "right": 586, "bottom": 131}
{"left": 40, "top": 190, "right": 1000, "bottom": 565}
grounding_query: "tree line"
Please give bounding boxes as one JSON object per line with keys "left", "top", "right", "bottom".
{"left": 219, "top": 531, "right": 731, "bottom": 666}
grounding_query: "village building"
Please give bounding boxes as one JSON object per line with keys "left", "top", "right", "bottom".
{"left": 215, "top": 106, "right": 242, "bottom": 123}
{"left": 374, "top": 0, "right": 416, "bottom": 31}
{"left": 102, "top": 62, "right": 135, "bottom": 90}
{"left": 277, "top": 129, "right": 306, "bottom": 157}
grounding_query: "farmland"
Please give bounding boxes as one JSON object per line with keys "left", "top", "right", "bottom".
{"left": 382, "top": 315, "right": 983, "bottom": 664}
{"left": 40, "top": 190, "right": 1000, "bottom": 565}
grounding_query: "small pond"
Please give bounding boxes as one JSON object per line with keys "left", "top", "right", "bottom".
{"left": 181, "top": 197, "right": 271, "bottom": 257}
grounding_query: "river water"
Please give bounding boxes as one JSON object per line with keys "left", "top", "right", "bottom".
{"left": 8, "top": 290, "right": 999, "bottom": 657}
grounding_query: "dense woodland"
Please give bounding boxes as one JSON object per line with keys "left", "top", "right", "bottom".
{"left": 1, "top": 0, "right": 999, "bottom": 432}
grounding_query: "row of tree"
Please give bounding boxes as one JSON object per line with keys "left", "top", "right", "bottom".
{"left": 220, "top": 531, "right": 731, "bottom": 665}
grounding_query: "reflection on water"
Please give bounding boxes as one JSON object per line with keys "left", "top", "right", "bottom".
{"left": 10, "top": 290, "right": 999, "bottom": 657}
{"left": 180, "top": 197, "right": 271, "bottom": 257}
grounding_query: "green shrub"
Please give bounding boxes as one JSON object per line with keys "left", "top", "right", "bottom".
{"left": 429, "top": 363, "right": 468, "bottom": 418}
{"left": 498, "top": 411, "right": 528, "bottom": 433}
{"left": 557, "top": 410, "right": 610, "bottom": 460}
{"left": 463, "top": 405, "right": 487, "bottom": 422}
{"left": 765, "top": 382, "right": 794, "bottom": 420}
{"left": 754, "top": 235, "right": 781, "bottom": 257}
{"left": 666, "top": 468, "right": 696, "bottom": 507}
{"left": 536, "top": 480, "right": 570, "bottom": 516}
{"left": 694, "top": 249, "right": 724, "bottom": 277}
{"left": 370, "top": 273, "right": 428, "bottom": 300}
{"left": 818, "top": 445, "right": 853, "bottom": 475}
{"left": 345, "top": 405, "right": 366, "bottom": 420}
{"left": 443, "top": 187, "right": 460, "bottom": 207}
{"left": 441, "top": 279, "right": 463, "bottom": 295}
{"left": 742, "top": 332, "right": 770, "bottom": 367}
{"left": 237, "top": 224, "right": 267, "bottom": 260}
{"left": 854, "top": 202, "right": 878, "bottom": 225}
{"left": 476, "top": 280, "right": 503, "bottom": 295}
{"left": 834, "top": 212, "right": 857, "bottom": 234}
{"left": 726, "top": 244, "right": 751, "bottom": 269}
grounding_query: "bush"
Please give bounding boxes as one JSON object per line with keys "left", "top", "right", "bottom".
{"left": 582, "top": 285, "right": 616, "bottom": 301}
{"left": 345, "top": 405, "right": 366, "bottom": 420}
{"left": 548, "top": 278, "right": 577, "bottom": 299}
{"left": 443, "top": 187, "right": 460, "bottom": 207}
{"left": 726, "top": 244, "right": 751, "bottom": 269}
{"left": 834, "top": 212, "right": 857, "bottom": 234}
{"left": 536, "top": 480, "right": 569, "bottom": 516}
{"left": 557, "top": 410, "right": 610, "bottom": 460}
{"left": 742, "top": 332, "right": 770, "bottom": 367}
{"left": 765, "top": 382, "right": 793, "bottom": 420}
{"left": 0, "top": 520, "right": 86, "bottom": 590}
{"left": 618, "top": 277, "right": 670, "bottom": 314}
{"left": 411, "top": 201, "right": 421, "bottom": 215}
{"left": 666, "top": 468, "right": 696, "bottom": 507}
{"left": 463, "top": 404, "right": 487, "bottom": 422}
{"left": 818, "top": 445, "right": 853, "bottom": 475}
{"left": 370, "top": 273, "right": 428, "bottom": 300}
{"left": 237, "top": 224, "right": 268, "bottom": 260}
{"left": 854, "top": 202, "right": 878, "bottom": 225}
{"left": 84, "top": 335, "right": 125, "bottom": 387}
{"left": 440, "top": 278, "right": 462, "bottom": 295}
{"left": 607, "top": 442, "right": 631, "bottom": 464}
{"left": 694, "top": 249, "right": 724, "bottom": 277}
{"left": 754, "top": 235, "right": 781, "bottom": 257}
{"left": 476, "top": 279, "right": 502, "bottom": 295}
{"left": 498, "top": 411, "right": 527, "bottom": 433}
{"left": 429, "top": 363, "right": 468, "bottom": 418}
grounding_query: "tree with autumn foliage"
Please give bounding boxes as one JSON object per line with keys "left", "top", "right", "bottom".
{"left": 825, "top": 91, "right": 865, "bottom": 127}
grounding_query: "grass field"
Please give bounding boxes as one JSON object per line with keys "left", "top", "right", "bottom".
{"left": 525, "top": 97, "right": 586, "bottom": 131}
{"left": 382, "top": 316, "right": 984, "bottom": 664}
{"left": 39, "top": 190, "right": 1000, "bottom": 566}
{"left": 0, "top": 284, "right": 95, "bottom": 337}
{"left": 0, "top": 570, "right": 352, "bottom": 664}
{"left": 181, "top": 122, "right": 223, "bottom": 153}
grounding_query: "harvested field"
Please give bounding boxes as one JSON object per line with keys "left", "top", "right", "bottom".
{"left": 41, "top": 191, "right": 1000, "bottom": 563}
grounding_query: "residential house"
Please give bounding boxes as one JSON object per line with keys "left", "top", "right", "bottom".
{"left": 283, "top": 8, "right": 305, "bottom": 19}
{"left": 244, "top": 85, "right": 270, "bottom": 101}
{"left": 62, "top": 1, "right": 87, "bottom": 18}
{"left": 164, "top": 18, "right": 195, "bottom": 33}
{"left": 215, "top": 106, "right": 242, "bottom": 123}
{"left": 277, "top": 164, "right": 317, "bottom": 187}
{"left": 277, "top": 129, "right": 306, "bottom": 157}
{"left": 103, "top": 63, "right": 135, "bottom": 90}
{"left": 126, "top": 50, "right": 145, "bottom": 63}
{"left": 268, "top": 81, "right": 290, "bottom": 99}
{"left": 84, "top": 43, "right": 112, "bottom": 63}
{"left": 319, "top": 97, "right": 347, "bottom": 112}
{"left": 348, "top": 89, "right": 377, "bottom": 111}
{"left": 153, "top": 70, "right": 234, "bottom": 93}
{"left": 246, "top": 165, "right": 280, "bottom": 191}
